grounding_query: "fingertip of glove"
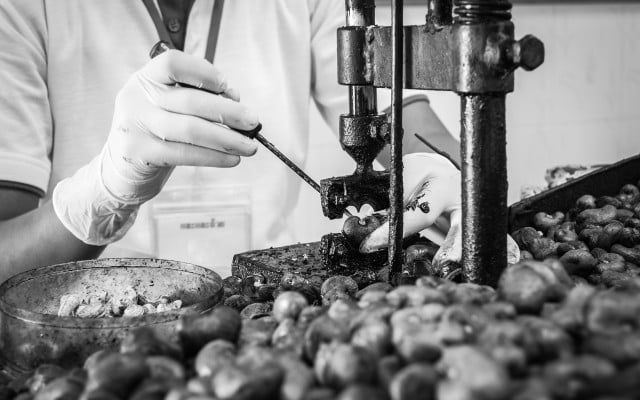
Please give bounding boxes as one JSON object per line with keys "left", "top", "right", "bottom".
{"left": 223, "top": 87, "right": 241, "bottom": 102}
{"left": 247, "top": 145, "right": 258, "bottom": 157}
{"left": 222, "top": 155, "right": 241, "bottom": 168}
{"left": 358, "top": 242, "right": 376, "bottom": 254}
{"left": 359, "top": 234, "right": 382, "bottom": 253}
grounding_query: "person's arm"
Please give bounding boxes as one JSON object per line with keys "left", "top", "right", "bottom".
{"left": 376, "top": 94, "right": 461, "bottom": 169}
{"left": 0, "top": 2, "right": 258, "bottom": 282}
{"left": 0, "top": 49, "right": 258, "bottom": 283}
{"left": 0, "top": 1, "right": 98, "bottom": 282}
{"left": 0, "top": 190, "right": 104, "bottom": 283}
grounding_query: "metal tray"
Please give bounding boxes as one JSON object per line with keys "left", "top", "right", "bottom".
{"left": 509, "top": 154, "right": 640, "bottom": 231}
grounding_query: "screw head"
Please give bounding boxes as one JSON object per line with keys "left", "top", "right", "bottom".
{"left": 518, "top": 35, "right": 545, "bottom": 71}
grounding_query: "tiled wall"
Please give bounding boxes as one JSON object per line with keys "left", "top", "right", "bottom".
{"left": 290, "top": 2, "right": 640, "bottom": 243}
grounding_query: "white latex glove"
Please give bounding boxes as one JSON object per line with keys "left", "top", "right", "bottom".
{"left": 360, "top": 153, "right": 519, "bottom": 272}
{"left": 53, "top": 50, "right": 259, "bottom": 245}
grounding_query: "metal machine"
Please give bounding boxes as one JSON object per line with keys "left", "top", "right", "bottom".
{"left": 234, "top": 0, "right": 544, "bottom": 286}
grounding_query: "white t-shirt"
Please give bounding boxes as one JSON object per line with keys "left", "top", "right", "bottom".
{"left": 0, "top": 0, "right": 347, "bottom": 265}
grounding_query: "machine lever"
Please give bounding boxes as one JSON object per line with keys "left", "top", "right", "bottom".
{"left": 249, "top": 124, "right": 321, "bottom": 193}
{"left": 413, "top": 133, "right": 461, "bottom": 170}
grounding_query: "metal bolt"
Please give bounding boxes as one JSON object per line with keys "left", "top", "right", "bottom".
{"left": 365, "top": 26, "right": 376, "bottom": 43}
{"left": 516, "top": 34, "right": 545, "bottom": 71}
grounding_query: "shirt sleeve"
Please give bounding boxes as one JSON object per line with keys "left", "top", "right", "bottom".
{"left": 308, "top": 0, "right": 347, "bottom": 136}
{"left": 0, "top": 0, "right": 52, "bottom": 195}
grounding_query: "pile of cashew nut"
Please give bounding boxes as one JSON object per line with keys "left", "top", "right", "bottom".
{"left": 57, "top": 286, "right": 182, "bottom": 318}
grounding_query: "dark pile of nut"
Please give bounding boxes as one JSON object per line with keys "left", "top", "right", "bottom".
{"left": 4, "top": 260, "right": 640, "bottom": 400}
{"left": 512, "top": 182, "right": 640, "bottom": 289}
{"left": 4, "top": 183, "right": 640, "bottom": 399}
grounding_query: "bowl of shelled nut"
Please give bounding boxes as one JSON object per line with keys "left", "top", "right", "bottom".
{"left": 0, "top": 258, "right": 222, "bottom": 374}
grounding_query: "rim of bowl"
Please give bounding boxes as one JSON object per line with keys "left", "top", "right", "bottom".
{"left": 0, "top": 258, "right": 223, "bottom": 328}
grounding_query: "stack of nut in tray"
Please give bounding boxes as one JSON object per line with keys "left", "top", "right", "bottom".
{"left": 512, "top": 182, "right": 640, "bottom": 289}
{"left": 3, "top": 182, "right": 640, "bottom": 400}
{"left": 3, "top": 262, "right": 640, "bottom": 399}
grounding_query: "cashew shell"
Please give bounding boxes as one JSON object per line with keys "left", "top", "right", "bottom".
{"left": 145, "top": 356, "right": 186, "bottom": 382}
{"left": 351, "top": 320, "right": 392, "bottom": 360}
{"left": 337, "top": 384, "right": 389, "bottom": 400}
{"left": 194, "top": 339, "right": 236, "bottom": 378}
{"left": 497, "top": 262, "right": 570, "bottom": 314}
{"left": 33, "top": 375, "right": 84, "bottom": 400}
{"left": 617, "top": 208, "right": 635, "bottom": 223}
{"left": 611, "top": 244, "right": 640, "bottom": 265}
{"left": 618, "top": 227, "right": 640, "bottom": 247}
{"left": 26, "top": 365, "right": 66, "bottom": 395}
{"left": 578, "top": 205, "right": 617, "bottom": 226}
{"left": 304, "top": 315, "right": 350, "bottom": 361}
{"left": 377, "top": 355, "right": 403, "bottom": 392}
{"left": 321, "top": 276, "right": 359, "bottom": 299}
{"left": 85, "top": 353, "right": 150, "bottom": 398}
{"left": 120, "top": 327, "right": 182, "bottom": 361}
{"left": 512, "top": 227, "right": 541, "bottom": 250}
{"left": 560, "top": 249, "right": 598, "bottom": 275}
{"left": 533, "top": 211, "right": 564, "bottom": 233}
{"left": 223, "top": 294, "right": 252, "bottom": 312}
{"left": 177, "top": 306, "right": 241, "bottom": 356}
{"left": 437, "top": 346, "right": 510, "bottom": 400}
{"left": 273, "top": 291, "right": 309, "bottom": 322}
{"left": 314, "top": 342, "right": 377, "bottom": 390}
{"left": 240, "top": 302, "right": 272, "bottom": 320}
{"left": 297, "top": 306, "right": 326, "bottom": 330}
{"left": 549, "top": 284, "right": 596, "bottom": 333}
{"left": 213, "top": 361, "right": 284, "bottom": 400}
{"left": 277, "top": 353, "right": 315, "bottom": 400}
{"left": 596, "top": 196, "right": 623, "bottom": 209}
{"left": 583, "top": 332, "right": 640, "bottom": 366}
{"left": 272, "top": 318, "right": 305, "bottom": 357}
{"left": 239, "top": 316, "right": 278, "bottom": 347}
{"left": 389, "top": 363, "right": 437, "bottom": 400}
{"left": 576, "top": 194, "right": 597, "bottom": 210}
{"left": 528, "top": 238, "right": 558, "bottom": 260}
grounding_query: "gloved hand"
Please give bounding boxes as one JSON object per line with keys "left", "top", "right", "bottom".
{"left": 359, "top": 153, "right": 520, "bottom": 273}
{"left": 53, "top": 50, "right": 259, "bottom": 245}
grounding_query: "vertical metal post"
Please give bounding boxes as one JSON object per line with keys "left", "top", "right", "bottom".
{"left": 460, "top": 94, "right": 507, "bottom": 285}
{"left": 389, "top": 0, "right": 404, "bottom": 280}
{"left": 346, "top": 0, "right": 378, "bottom": 116}
{"left": 454, "top": 0, "right": 512, "bottom": 285}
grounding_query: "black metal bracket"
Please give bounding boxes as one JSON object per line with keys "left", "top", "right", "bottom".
{"left": 321, "top": 171, "right": 390, "bottom": 220}
{"left": 337, "top": 11, "right": 543, "bottom": 94}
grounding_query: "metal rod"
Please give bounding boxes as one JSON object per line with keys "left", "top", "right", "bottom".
{"left": 254, "top": 133, "right": 321, "bottom": 193}
{"left": 346, "top": 0, "right": 378, "bottom": 117}
{"left": 349, "top": 86, "right": 378, "bottom": 115}
{"left": 414, "top": 133, "right": 461, "bottom": 170}
{"left": 388, "top": 0, "right": 404, "bottom": 281}
{"left": 346, "top": 0, "right": 375, "bottom": 25}
{"left": 255, "top": 133, "right": 353, "bottom": 217}
{"left": 460, "top": 94, "right": 508, "bottom": 286}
